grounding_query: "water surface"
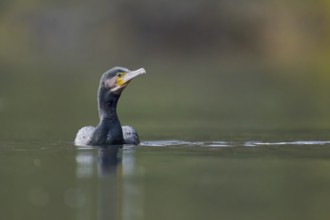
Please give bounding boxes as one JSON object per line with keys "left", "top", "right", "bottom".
{"left": 2, "top": 135, "right": 330, "bottom": 220}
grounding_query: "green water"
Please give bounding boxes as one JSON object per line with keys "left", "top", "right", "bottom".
{"left": 2, "top": 136, "right": 330, "bottom": 220}
{"left": 2, "top": 64, "right": 330, "bottom": 220}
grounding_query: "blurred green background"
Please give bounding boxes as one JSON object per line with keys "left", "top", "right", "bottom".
{"left": 1, "top": 0, "right": 330, "bottom": 142}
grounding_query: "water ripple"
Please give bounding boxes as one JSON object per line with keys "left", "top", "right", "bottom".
{"left": 141, "top": 140, "right": 191, "bottom": 147}
{"left": 244, "top": 141, "right": 330, "bottom": 147}
{"left": 140, "top": 140, "right": 231, "bottom": 147}
{"left": 140, "top": 140, "right": 330, "bottom": 148}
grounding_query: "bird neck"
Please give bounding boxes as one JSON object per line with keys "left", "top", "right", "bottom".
{"left": 99, "top": 99, "right": 119, "bottom": 120}
{"left": 97, "top": 85, "right": 121, "bottom": 115}
{"left": 92, "top": 92, "right": 124, "bottom": 145}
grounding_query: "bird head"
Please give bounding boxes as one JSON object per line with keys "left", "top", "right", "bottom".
{"left": 101, "top": 67, "right": 146, "bottom": 95}
{"left": 98, "top": 67, "right": 146, "bottom": 116}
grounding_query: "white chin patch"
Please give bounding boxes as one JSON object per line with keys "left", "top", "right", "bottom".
{"left": 111, "top": 84, "right": 126, "bottom": 92}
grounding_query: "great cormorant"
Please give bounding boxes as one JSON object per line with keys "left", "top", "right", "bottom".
{"left": 75, "top": 67, "right": 146, "bottom": 146}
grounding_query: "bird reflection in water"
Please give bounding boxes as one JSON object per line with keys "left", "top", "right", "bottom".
{"left": 97, "top": 146, "right": 121, "bottom": 176}
{"left": 75, "top": 146, "right": 144, "bottom": 220}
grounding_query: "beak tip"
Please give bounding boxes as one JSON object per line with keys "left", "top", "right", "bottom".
{"left": 140, "top": 68, "right": 146, "bottom": 75}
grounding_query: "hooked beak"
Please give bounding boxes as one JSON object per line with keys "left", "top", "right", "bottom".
{"left": 111, "top": 68, "right": 146, "bottom": 92}
{"left": 122, "top": 68, "right": 146, "bottom": 83}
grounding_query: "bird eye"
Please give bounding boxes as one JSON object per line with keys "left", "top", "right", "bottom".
{"left": 117, "top": 73, "right": 123, "bottom": 77}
